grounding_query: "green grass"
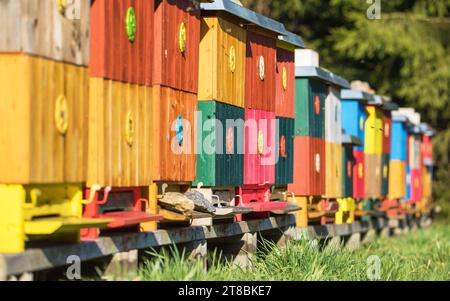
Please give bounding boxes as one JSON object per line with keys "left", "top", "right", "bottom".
{"left": 139, "top": 223, "right": 450, "bottom": 281}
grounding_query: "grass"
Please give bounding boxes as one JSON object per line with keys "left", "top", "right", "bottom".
{"left": 138, "top": 223, "right": 450, "bottom": 281}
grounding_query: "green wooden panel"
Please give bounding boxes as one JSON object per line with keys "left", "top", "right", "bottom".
{"left": 194, "top": 101, "right": 244, "bottom": 187}
{"left": 342, "top": 145, "right": 354, "bottom": 197}
{"left": 275, "top": 117, "right": 294, "bottom": 185}
{"left": 294, "top": 78, "right": 326, "bottom": 138}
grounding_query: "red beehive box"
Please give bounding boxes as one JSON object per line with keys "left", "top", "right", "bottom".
{"left": 422, "top": 135, "right": 433, "bottom": 165}
{"left": 353, "top": 149, "right": 365, "bottom": 199}
{"left": 244, "top": 109, "right": 276, "bottom": 185}
{"left": 288, "top": 136, "right": 325, "bottom": 196}
{"left": 245, "top": 30, "right": 277, "bottom": 111}
{"left": 90, "top": 0, "right": 154, "bottom": 85}
{"left": 153, "top": 0, "right": 200, "bottom": 93}
{"left": 275, "top": 47, "right": 295, "bottom": 118}
{"left": 410, "top": 169, "right": 422, "bottom": 204}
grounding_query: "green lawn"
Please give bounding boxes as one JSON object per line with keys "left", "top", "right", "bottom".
{"left": 139, "top": 223, "right": 450, "bottom": 281}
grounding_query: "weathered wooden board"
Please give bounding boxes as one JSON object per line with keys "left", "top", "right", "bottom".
{"left": 0, "top": 0, "right": 90, "bottom": 66}
{"left": 275, "top": 46, "right": 295, "bottom": 118}
{"left": 0, "top": 54, "right": 88, "bottom": 184}
{"left": 87, "top": 78, "right": 152, "bottom": 187}
{"left": 364, "top": 153, "right": 382, "bottom": 198}
{"left": 198, "top": 16, "right": 246, "bottom": 107}
{"left": 324, "top": 142, "right": 343, "bottom": 198}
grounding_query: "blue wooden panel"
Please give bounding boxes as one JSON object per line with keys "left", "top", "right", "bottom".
{"left": 390, "top": 121, "right": 407, "bottom": 161}
{"left": 341, "top": 100, "right": 365, "bottom": 151}
{"left": 402, "top": 165, "right": 411, "bottom": 202}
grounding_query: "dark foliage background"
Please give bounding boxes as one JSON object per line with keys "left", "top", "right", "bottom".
{"left": 241, "top": 0, "right": 450, "bottom": 218}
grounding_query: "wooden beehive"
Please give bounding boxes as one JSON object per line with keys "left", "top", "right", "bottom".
{"left": 324, "top": 142, "right": 342, "bottom": 198}
{"left": 0, "top": 54, "right": 88, "bottom": 184}
{"left": 245, "top": 30, "right": 277, "bottom": 111}
{"left": 198, "top": 16, "right": 246, "bottom": 107}
{"left": 364, "top": 153, "right": 382, "bottom": 198}
{"left": 410, "top": 169, "right": 422, "bottom": 203}
{"left": 342, "top": 144, "right": 355, "bottom": 198}
{"left": 275, "top": 45, "right": 295, "bottom": 118}
{"left": 275, "top": 117, "right": 294, "bottom": 186}
{"left": 422, "top": 135, "right": 433, "bottom": 165}
{"left": 294, "top": 78, "right": 327, "bottom": 138}
{"left": 87, "top": 78, "right": 152, "bottom": 187}
{"left": 403, "top": 165, "right": 411, "bottom": 201}
{"left": 0, "top": 0, "right": 90, "bottom": 66}
{"left": 153, "top": 0, "right": 201, "bottom": 93}
{"left": 388, "top": 160, "right": 406, "bottom": 199}
{"left": 288, "top": 136, "right": 325, "bottom": 196}
{"left": 364, "top": 105, "right": 383, "bottom": 155}
{"left": 353, "top": 149, "right": 365, "bottom": 199}
{"left": 244, "top": 109, "right": 276, "bottom": 185}
{"left": 195, "top": 101, "right": 245, "bottom": 187}
{"left": 152, "top": 85, "right": 197, "bottom": 182}
{"left": 90, "top": 0, "right": 154, "bottom": 85}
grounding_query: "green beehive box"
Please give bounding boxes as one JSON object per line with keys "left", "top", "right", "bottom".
{"left": 195, "top": 101, "right": 244, "bottom": 187}
{"left": 294, "top": 78, "right": 327, "bottom": 138}
{"left": 275, "top": 117, "right": 294, "bottom": 185}
{"left": 342, "top": 144, "right": 355, "bottom": 198}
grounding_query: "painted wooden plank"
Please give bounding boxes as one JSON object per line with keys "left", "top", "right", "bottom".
{"left": 245, "top": 30, "right": 277, "bottom": 112}
{"left": 90, "top": 0, "right": 154, "bottom": 85}
{"left": 87, "top": 78, "right": 153, "bottom": 187}
{"left": 275, "top": 117, "right": 294, "bottom": 185}
{"left": 275, "top": 47, "right": 295, "bottom": 118}
{"left": 0, "top": 0, "right": 90, "bottom": 66}
{"left": 151, "top": 86, "right": 197, "bottom": 182}
{"left": 153, "top": 0, "right": 200, "bottom": 93}
{"left": 0, "top": 54, "right": 88, "bottom": 184}
{"left": 198, "top": 16, "right": 246, "bottom": 107}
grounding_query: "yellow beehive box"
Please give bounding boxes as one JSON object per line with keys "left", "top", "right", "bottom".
{"left": 0, "top": 54, "right": 88, "bottom": 184}
{"left": 88, "top": 78, "right": 153, "bottom": 188}
{"left": 388, "top": 160, "right": 406, "bottom": 199}
{"left": 324, "top": 142, "right": 343, "bottom": 198}
{"left": 365, "top": 105, "right": 383, "bottom": 154}
{"left": 198, "top": 16, "right": 246, "bottom": 107}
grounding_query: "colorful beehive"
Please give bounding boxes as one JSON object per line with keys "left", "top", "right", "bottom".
{"left": 364, "top": 96, "right": 384, "bottom": 198}
{"left": 389, "top": 112, "right": 409, "bottom": 200}
{"left": 324, "top": 86, "right": 343, "bottom": 199}
{"left": 198, "top": 0, "right": 248, "bottom": 107}
{"left": 341, "top": 89, "right": 374, "bottom": 199}
{"left": 0, "top": 7, "right": 106, "bottom": 251}
{"left": 153, "top": 0, "right": 202, "bottom": 93}
{"left": 195, "top": 101, "right": 245, "bottom": 187}
{"left": 419, "top": 123, "right": 435, "bottom": 212}
{"left": 275, "top": 32, "right": 305, "bottom": 118}
{"left": 0, "top": 0, "right": 90, "bottom": 66}
{"left": 90, "top": 0, "right": 154, "bottom": 85}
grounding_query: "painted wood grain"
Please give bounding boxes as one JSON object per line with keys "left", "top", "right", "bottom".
{"left": 324, "top": 142, "right": 343, "bottom": 198}
{"left": 245, "top": 30, "right": 276, "bottom": 112}
{"left": 275, "top": 47, "right": 295, "bottom": 118}
{"left": 0, "top": 54, "right": 88, "bottom": 184}
{"left": 198, "top": 16, "right": 246, "bottom": 107}
{"left": 0, "top": 0, "right": 90, "bottom": 66}
{"left": 87, "top": 78, "right": 152, "bottom": 187}
{"left": 90, "top": 0, "right": 154, "bottom": 85}
{"left": 153, "top": 0, "right": 200, "bottom": 93}
{"left": 152, "top": 86, "right": 197, "bottom": 182}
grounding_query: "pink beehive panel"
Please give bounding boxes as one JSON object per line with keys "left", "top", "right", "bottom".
{"left": 244, "top": 109, "right": 276, "bottom": 185}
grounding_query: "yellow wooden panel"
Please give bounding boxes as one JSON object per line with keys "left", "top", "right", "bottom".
{"left": 0, "top": 54, "right": 88, "bottom": 184}
{"left": 365, "top": 106, "right": 383, "bottom": 154}
{"left": 198, "top": 17, "right": 246, "bottom": 107}
{"left": 388, "top": 160, "right": 406, "bottom": 199}
{"left": 324, "top": 143, "right": 343, "bottom": 198}
{"left": 88, "top": 78, "right": 153, "bottom": 187}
